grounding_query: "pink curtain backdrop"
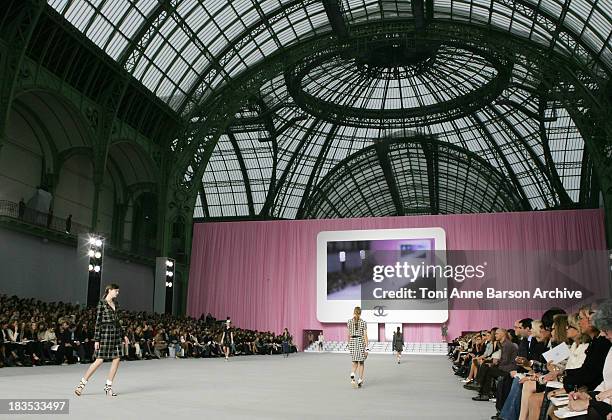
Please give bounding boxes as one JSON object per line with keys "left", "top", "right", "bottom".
{"left": 187, "top": 210, "right": 607, "bottom": 349}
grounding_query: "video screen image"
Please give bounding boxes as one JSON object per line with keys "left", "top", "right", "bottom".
{"left": 326, "top": 238, "right": 435, "bottom": 300}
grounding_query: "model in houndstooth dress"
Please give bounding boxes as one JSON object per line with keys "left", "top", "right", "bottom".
{"left": 74, "top": 285, "right": 126, "bottom": 398}
{"left": 347, "top": 317, "right": 367, "bottom": 362}
{"left": 93, "top": 299, "right": 124, "bottom": 360}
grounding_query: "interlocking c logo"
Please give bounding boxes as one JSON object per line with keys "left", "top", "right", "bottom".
{"left": 373, "top": 305, "right": 387, "bottom": 317}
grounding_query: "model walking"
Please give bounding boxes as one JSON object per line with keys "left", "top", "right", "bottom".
{"left": 281, "top": 328, "right": 291, "bottom": 358}
{"left": 347, "top": 306, "right": 368, "bottom": 388}
{"left": 220, "top": 319, "right": 234, "bottom": 361}
{"left": 74, "top": 284, "right": 128, "bottom": 397}
{"left": 393, "top": 326, "right": 404, "bottom": 364}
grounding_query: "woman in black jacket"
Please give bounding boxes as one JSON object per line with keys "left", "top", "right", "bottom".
{"left": 281, "top": 328, "right": 292, "bottom": 358}
{"left": 74, "top": 284, "right": 128, "bottom": 397}
{"left": 564, "top": 305, "right": 611, "bottom": 393}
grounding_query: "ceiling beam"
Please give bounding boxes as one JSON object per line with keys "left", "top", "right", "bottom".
{"left": 374, "top": 140, "right": 405, "bottom": 216}
{"left": 421, "top": 141, "right": 439, "bottom": 215}
{"left": 322, "top": 0, "right": 349, "bottom": 39}
{"left": 412, "top": 0, "right": 426, "bottom": 32}
{"left": 227, "top": 131, "right": 255, "bottom": 215}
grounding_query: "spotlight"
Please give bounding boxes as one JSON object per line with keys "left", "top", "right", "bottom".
{"left": 89, "top": 237, "right": 96, "bottom": 245}
{"left": 166, "top": 271, "right": 174, "bottom": 277}
{"left": 88, "top": 249, "right": 95, "bottom": 257}
{"left": 94, "top": 251, "right": 102, "bottom": 259}
{"left": 166, "top": 260, "right": 174, "bottom": 268}
{"left": 93, "top": 265, "right": 101, "bottom": 273}
{"left": 95, "top": 239, "right": 103, "bottom": 247}
{"left": 88, "top": 264, "right": 94, "bottom": 271}
{"left": 166, "top": 281, "right": 173, "bottom": 288}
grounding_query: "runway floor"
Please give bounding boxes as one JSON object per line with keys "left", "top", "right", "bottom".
{"left": 0, "top": 353, "right": 496, "bottom": 419}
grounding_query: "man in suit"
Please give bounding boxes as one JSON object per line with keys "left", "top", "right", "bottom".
{"left": 515, "top": 318, "right": 535, "bottom": 361}
{"left": 56, "top": 322, "right": 76, "bottom": 364}
{"left": 472, "top": 328, "right": 518, "bottom": 401}
{"left": 493, "top": 318, "right": 537, "bottom": 414}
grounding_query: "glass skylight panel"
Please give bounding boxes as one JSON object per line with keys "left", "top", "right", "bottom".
{"left": 141, "top": 65, "right": 163, "bottom": 92}
{"left": 208, "top": 32, "right": 229, "bottom": 57}
{"left": 48, "top": 0, "right": 69, "bottom": 11}
{"left": 136, "top": 23, "right": 166, "bottom": 69}
{"left": 181, "top": 2, "right": 206, "bottom": 29}
{"left": 231, "top": 0, "right": 253, "bottom": 18}
{"left": 563, "top": 9, "right": 586, "bottom": 34}
{"left": 470, "top": 3, "right": 490, "bottom": 22}
{"left": 65, "top": 1, "right": 96, "bottom": 32}
{"left": 155, "top": 76, "right": 175, "bottom": 98}
{"left": 589, "top": 7, "right": 609, "bottom": 41}
{"left": 538, "top": 0, "right": 563, "bottom": 19}
{"left": 491, "top": 9, "right": 512, "bottom": 31}
{"left": 435, "top": 0, "right": 452, "bottom": 13}
{"left": 194, "top": 194, "right": 205, "bottom": 218}
{"left": 583, "top": 26, "right": 604, "bottom": 53}
{"left": 222, "top": 17, "right": 247, "bottom": 43}
{"left": 309, "top": 9, "right": 330, "bottom": 28}
{"left": 260, "top": 0, "right": 281, "bottom": 15}
{"left": 99, "top": 0, "right": 131, "bottom": 25}
{"left": 226, "top": 54, "right": 247, "bottom": 77}
{"left": 87, "top": 17, "right": 114, "bottom": 46}
{"left": 453, "top": 1, "right": 470, "bottom": 16}
{"left": 204, "top": 188, "right": 220, "bottom": 207}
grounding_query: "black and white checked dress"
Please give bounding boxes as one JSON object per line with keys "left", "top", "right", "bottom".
{"left": 347, "top": 317, "right": 367, "bottom": 362}
{"left": 93, "top": 299, "right": 124, "bottom": 360}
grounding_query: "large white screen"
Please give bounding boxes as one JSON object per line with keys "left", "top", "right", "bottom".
{"left": 317, "top": 228, "right": 448, "bottom": 323}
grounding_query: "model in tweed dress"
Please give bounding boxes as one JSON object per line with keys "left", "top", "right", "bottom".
{"left": 347, "top": 306, "right": 369, "bottom": 388}
{"left": 74, "top": 284, "right": 129, "bottom": 397}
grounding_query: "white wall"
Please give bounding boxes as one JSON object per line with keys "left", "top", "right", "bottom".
{"left": 0, "top": 228, "right": 154, "bottom": 311}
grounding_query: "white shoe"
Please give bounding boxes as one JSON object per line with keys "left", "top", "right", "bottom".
{"left": 351, "top": 379, "right": 357, "bottom": 388}
{"left": 461, "top": 379, "right": 472, "bottom": 383}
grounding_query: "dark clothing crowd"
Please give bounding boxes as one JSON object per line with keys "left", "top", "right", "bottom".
{"left": 0, "top": 294, "right": 297, "bottom": 368}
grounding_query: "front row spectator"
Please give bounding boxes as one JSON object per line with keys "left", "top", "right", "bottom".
{"left": 555, "top": 301, "right": 612, "bottom": 419}
{"left": 455, "top": 301, "right": 612, "bottom": 420}
{"left": 471, "top": 328, "right": 518, "bottom": 401}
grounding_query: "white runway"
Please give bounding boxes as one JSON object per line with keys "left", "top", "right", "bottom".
{"left": 0, "top": 353, "right": 495, "bottom": 419}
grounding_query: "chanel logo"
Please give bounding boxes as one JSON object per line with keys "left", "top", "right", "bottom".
{"left": 373, "top": 305, "right": 387, "bottom": 317}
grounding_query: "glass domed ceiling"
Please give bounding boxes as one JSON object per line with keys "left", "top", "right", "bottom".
{"left": 290, "top": 42, "right": 509, "bottom": 126}
{"left": 48, "top": 0, "right": 611, "bottom": 112}
{"left": 301, "top": 44, "right": 498, "bottom": 111}
{"left": 45, "top": 0, "right": 610, "bottom": 220}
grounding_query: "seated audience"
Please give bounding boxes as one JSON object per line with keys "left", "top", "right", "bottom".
{"left": 0, "top": 293, "right": 299, "bottom": 370}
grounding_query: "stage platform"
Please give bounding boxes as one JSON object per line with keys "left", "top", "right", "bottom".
{"left": 0, "top": 353, "right": 495, "bottom": 419}
{"left": 304, "top": 341, "right": 448, "bottom": 355}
